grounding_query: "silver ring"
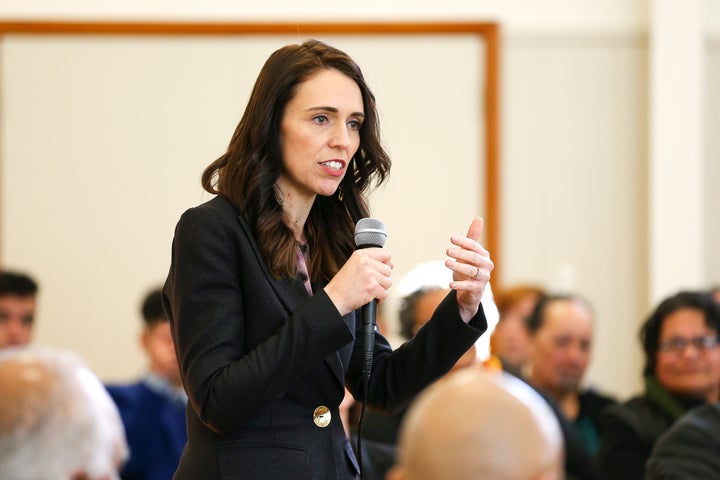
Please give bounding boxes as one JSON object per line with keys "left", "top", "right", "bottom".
{"left": 474, "top": 266, "right": 481, "bottom": 280}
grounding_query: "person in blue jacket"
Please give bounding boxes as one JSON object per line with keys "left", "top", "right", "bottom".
{"left": 106, "top": 287, "right": 187, "bottom": 480}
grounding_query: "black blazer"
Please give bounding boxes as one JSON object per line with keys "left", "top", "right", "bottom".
{"left": 163, "top": 196, "right": 487, "bottom": 480}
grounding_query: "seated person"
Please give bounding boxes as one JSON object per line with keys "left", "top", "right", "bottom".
{"left": 526, "top": 294, "right": 616, "bottom": 458}
{"left": 387, "top": 367, "right": 564, "bottom": 480}
{"left": 599, "top": 290, "right": 720, "bottom": 479}
{"left": 106, "top": 287, "right": 187, "bottom": 480}
{"left": 645, "top": 401, "right": 720, "bottom": 479}
{"left": 0, "top": 346, "right": 128, "bottom": 479}
{"left": 491, "top": 284, "right": 545, "bottom": 375}
{"left": 0, "top": 271, "right": 38, "bottom": 348}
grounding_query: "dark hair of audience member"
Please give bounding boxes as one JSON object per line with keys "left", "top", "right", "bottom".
{"left": 526, "top": 293, "right": 594, "bottom": 334}
{"left": 0, "top": 272, "right": 38, "bottom": 296}
{"left": 640, "top": 290, "right": 720, "bottom": 376}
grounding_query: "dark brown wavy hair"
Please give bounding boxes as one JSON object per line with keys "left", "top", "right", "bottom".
{"left": 202, "top": 40, "right": 391, "bottom": 281}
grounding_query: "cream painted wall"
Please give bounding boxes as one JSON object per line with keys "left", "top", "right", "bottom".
{"left": 1, "top": 34, "right": 484, "bottom": 383}
{"left": 1, "top": 0, "right": 718, "bottom": 401}
{"left": 502, "top": 33, "right": 648, "bottom": 398}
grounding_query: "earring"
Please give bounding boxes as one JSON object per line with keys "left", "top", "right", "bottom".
{"left": 337, "top": 185, "right": 344, "bottom": 202}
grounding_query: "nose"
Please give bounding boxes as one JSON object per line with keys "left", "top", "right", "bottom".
{"left": 6, "top": 318, "right": 25, "bottom": 342}
{"left": 680, "top": 342, "right": 703, "bottom": 358}
{"left": 329, "top": 123, "right": 350, "bottom": 150}
{"left": 567, "top": 344, "right": 588, "bottom": 364}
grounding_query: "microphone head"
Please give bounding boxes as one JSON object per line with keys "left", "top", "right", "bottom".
{"left": 354, "top": 218, "right": 387, "bottom": 248}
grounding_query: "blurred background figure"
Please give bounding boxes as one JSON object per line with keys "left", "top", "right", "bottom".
{"left": 0, "top": 270, "right": 38, "bottom": 348}
{"left": 0, "top": 346, "right": 128, "bottom": 479}
{"left": 645, "top": 402, "right": 720, "bottom": 480}
{"left": 394, "top": 260, "right": 499, "bottom": 365}
{"left": 492, "top": 284, "right": 545, "bottom": 375}
{"left": 352, "top": 261, "right": 499, "bottom": 480}
{"left": 106, "top": 287, "right": 187, "bottom": 480}
{"left": 387, "top": 367, "right": 564, "bottom": 480}
{"left": 526, "top": 294, "right": 616, "bottom": 460}
{"left": 599, "top": 290, "right": 720, "bottom": 480}
{"left": 709, "top": 285, "right": 720, "bottom": 304}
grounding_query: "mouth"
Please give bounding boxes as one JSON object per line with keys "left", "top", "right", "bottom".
{"left": 319, "top": 160, "right": 346, "bottom": 177}
{"left": 320, "top": 160, "right": 345, "bottom": 171}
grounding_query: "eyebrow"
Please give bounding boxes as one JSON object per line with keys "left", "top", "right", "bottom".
{"left": 307, "top": 106, "right": 365, "bottom": 118}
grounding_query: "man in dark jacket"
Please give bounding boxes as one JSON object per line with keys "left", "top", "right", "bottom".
{"left": 645, "top": 402, "right": 720, "bottom": 479}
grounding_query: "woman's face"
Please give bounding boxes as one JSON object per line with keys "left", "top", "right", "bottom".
{"left": 278, "top": 68, "right": 364, "bottom": 205}
{"left": 655, "top": 307, "right": 720, "bottom": 401}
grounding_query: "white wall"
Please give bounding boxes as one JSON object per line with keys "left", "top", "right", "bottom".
{"left": 1, "top": 0, "right": 718, "bottom": 400}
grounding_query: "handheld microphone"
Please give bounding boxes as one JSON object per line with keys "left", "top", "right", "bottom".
{"left": 354, "top": 218, "right": 388, "bottom": 381}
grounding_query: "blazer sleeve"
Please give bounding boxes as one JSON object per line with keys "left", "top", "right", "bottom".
{"left": 164, "top": 205, "right": 354, "bottom": 434}
{"left": 346, "top": 290, "right": 487, "bottom": 414}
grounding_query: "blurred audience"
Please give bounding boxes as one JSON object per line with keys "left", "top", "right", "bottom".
{"left": 106, "top": 287, "right": 187, "bottom": 480}
{"left": 492, "top": 284, "right": 545, "bottom": 375}
{"left": 0, "top": 346, "right": 128, "bottom": 479}
{"left": 527, "top": 294, "right": 616, "bottom": 458}
{"left": 645, "top": 401, "right": 720, "bottom": 479}
{"left": 599, "top": 290, "right": 720, "bottom": 479}
{"left": 352, "top": 261, "right": 499, "bottom": 480}
{"left": 387, "top": 367, "right": 564, "bottom": 480}
{"left": 0, "top": 270, "right": 38, "bottom": 348}
{"left": 709, "top": 285, "right": 720, "bottom": 304}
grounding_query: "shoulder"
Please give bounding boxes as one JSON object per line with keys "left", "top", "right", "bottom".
{"left": 581, "top": 388, "right": 617, "bottom": 408}
{"left": 179, "top": 196, "right": 242, "bottom": 225}
{"left": 602, "top": 395, "right": 674, "bottom": 443}
{"left": 173, "top": 196, "right": 251, "bottom": 247}
{"left": 647, "top": 404, "right": 720, "bottom": 478}
{"left": 105, "top": 382, "right": 152, "bottom": 410}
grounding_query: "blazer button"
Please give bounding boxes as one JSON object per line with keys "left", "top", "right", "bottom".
{"left": 313, "top": 406, "right": 331, "bottom": 428}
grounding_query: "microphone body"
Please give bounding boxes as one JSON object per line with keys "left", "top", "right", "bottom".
{"left": 354, "top": 218, "right": 388, "bottom": 380}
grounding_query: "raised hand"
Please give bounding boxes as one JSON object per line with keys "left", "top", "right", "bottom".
{"left": 445, "top": 217, "right": 494, "bottom": 322}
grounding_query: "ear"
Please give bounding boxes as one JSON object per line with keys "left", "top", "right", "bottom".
{"left": 140, "top": 328, "right": 151, "bottom": 352}
{"left": 385, "top": 465, "right": 405, "bottom": 480}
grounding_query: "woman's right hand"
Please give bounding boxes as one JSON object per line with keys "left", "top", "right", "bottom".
{"left": 324, "top": 248, "right": 393, "bottom": 316}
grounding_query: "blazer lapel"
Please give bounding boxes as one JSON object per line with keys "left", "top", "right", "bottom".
{"left": 235, "top": 213, "right": 308, "bottom": 312}
{"left": 235, "top": 213, "right": 350, "bottom": 387}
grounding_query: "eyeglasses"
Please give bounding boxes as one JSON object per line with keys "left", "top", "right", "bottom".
{"left": 658, "top": 335, "right": 719, "bottom": 353}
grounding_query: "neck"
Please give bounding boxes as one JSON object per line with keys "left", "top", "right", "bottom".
{"left": 276, "top": 184, "right": 313, "bottom": 242}
{"left": 534, "top": 377, "right": 580, "bottom": 420}
{"left": 555, "top": 391, "right": 580, "bottom": 421}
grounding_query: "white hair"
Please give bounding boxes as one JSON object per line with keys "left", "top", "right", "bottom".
{"left": 0, "top": 347, "right": 128, "bottom": 479}
{"left": 397, "top": 260, "right": 500, "bottom": 360}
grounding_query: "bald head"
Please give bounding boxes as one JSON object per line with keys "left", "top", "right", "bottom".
{"left": 389, "top": 368, "right": 564, "bottom": 480}
{"left": 0, "top": 354, "right": 56, "bottom": 433}
{"left": 0, "top": 347, "right": 128, "bottom": 479}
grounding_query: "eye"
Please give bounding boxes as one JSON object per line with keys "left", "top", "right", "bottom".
{"left": 313, "top": 114, "right": 329, "bottom": 125}
{"left": 348, "top": 119, "right": 362, "bottom": 130}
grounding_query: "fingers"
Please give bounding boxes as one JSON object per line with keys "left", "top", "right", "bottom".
{"left": 465, "top": 217, "right": 484, "bottom": 242}
{"left": 446, "top": 217, "right": 493, "bottom": 285}
{"left": 325, "top": 248, "right": 393, "bottom": 316}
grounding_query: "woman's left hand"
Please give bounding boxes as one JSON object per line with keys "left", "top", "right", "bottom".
{"left": 445, "top": 217, "right": 494, "bottom": 323}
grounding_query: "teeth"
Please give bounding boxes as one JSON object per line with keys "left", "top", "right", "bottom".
{"left": 322, "top": 161, "right": 343, "bottom": 170}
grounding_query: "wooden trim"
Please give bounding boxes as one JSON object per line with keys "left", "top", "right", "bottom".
{"left": 0, "top": 20, "right": 501, "bottom": 286}
{"left": 0, "top": 21, "right": 498, "bottom": 36}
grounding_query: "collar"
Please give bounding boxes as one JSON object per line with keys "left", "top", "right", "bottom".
{"left": 143, "top": 372, "right": 188, "bottom": 406}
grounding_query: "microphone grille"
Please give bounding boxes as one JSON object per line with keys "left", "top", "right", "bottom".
{"left": 354, "top": 218, "right": 387, "bottom": 248}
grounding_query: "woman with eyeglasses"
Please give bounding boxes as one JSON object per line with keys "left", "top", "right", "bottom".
{"left": 598, "top": 290, "right": 720, "bottom": 480}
